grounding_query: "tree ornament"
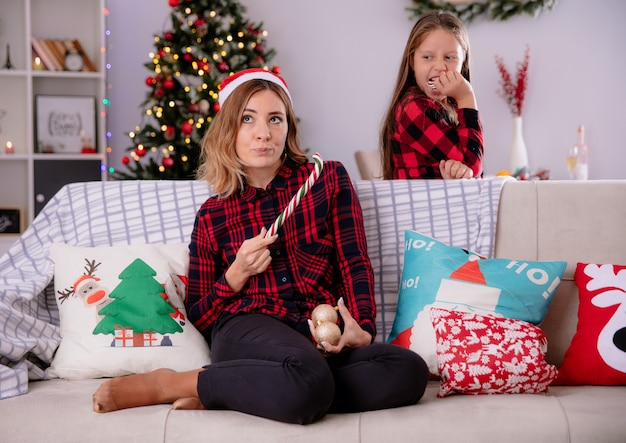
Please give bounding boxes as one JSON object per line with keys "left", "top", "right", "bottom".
{"left": 154, "top": 88, "right": 165, "bottom": 98}
{"left": 198, "top": 99, "right": 210, "bottom": 114}
{"left": 314, "top": 322, "right": 341, "bottom": 347}
{"left": 311, "top": 303, "right": 341, "bottom": 347}
{"left": 162, "top": 157, "right": 174, "bottom": 168}
{"left": 135, "top": 147, "right": 147, "bottom": 157}
{"left": 145, "top": 76, "right": 157, "bottom": 87}
{"left": 187, "top": 102, "right": 200, "bottom": 113}
{"left": 121, "top": 156, "right": 130, "bottom": 165}
{"left": 312, "top": 304, "right": 338, "bottom": 324}
{"left": 164, "top": 125, "right": 176, "bottom": 141}
{"left": 180, "top": 121, "right": 194, "bottom": 135}
{"left": 163, "top": 78, "right": 175, "bottom": 90}
{"left": 168, "top": 0, "right": 179, "bottom": 7}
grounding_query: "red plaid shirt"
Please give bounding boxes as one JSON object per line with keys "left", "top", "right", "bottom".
{"left": 390, "top": 88, "right": 484, "bottom": 179}
{"left": 186, "top": 160, "right": 376, "bottom": 339}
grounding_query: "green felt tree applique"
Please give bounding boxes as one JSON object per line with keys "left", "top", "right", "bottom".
{"left": 93, "top": 258, "right": 183, "bottom": 345}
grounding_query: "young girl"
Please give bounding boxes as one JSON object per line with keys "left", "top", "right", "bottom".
{"left": 380, "top": 10, "right": 483, "bottom": 180}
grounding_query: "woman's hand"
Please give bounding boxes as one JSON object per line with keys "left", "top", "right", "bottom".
{"left": 225, "top": 227, "right": 277, "bottom": 292}
{"left": 308, "top": 298, "right": 372, "bottom": 354}
{"left": 439, "top": 159, "right": 473, "bottom": 179}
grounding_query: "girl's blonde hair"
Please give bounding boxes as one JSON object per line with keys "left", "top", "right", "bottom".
{"left": 196, "top": 80, "right": 308, "bottom": 197}
{"left": 380, "top": 10, "right": 471, "bottom": 179}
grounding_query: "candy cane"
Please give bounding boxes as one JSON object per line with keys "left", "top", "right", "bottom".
{"left": 265, "top": 152, "right": 323, "bottom": 237}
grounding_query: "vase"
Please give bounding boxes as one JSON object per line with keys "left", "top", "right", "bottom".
{"left": 509, "top": 116, "right": 529, "bottom": 177}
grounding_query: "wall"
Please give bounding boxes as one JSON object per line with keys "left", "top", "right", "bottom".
{"left": 106, "top": 0, "right": 626, "bottom": 180}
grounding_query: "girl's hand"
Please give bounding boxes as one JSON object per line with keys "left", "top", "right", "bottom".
{"left": 434, "top": 71, "right": 477, "bottom": 110}
{"left": 439, "top": 159, "right": 473, "bottom": 179}
{"left": 225, "top": 227, "right": 277, "bottom": 292}
{"left": 308, "top": 298, "right": 372, "bottom": 354}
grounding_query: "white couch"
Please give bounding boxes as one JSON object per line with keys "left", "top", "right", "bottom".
{"left": 1, "top": 177, "right": 625, "bottom": 443}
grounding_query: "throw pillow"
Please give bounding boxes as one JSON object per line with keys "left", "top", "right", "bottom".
{"left": 430, "top": 307, "right": 558, "bottom": 397}
{"left": 47, "top": 242, "right": 211, "bottom": 379}
{"left": 554, "top": 262, "right": 626, "bottom": 385}
{"left": 388, "top": 230, "right": 567, "bottom": 376}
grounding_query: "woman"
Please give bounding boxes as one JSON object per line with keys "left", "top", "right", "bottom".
{"left": 380, "top": 10, "right": 484, "bottom": 180}
{"left": 92, "top": 68, "right": 428, "bottom": 424}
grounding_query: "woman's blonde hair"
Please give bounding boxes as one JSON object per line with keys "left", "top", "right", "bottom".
{"left": 380, "top": 10, "right": 471, "bottom": 179}
{"left": 196, "top": 79, "right": 308, "bottom": 197}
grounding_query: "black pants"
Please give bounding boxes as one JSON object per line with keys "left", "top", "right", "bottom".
{"left": 197, "top": 313, "right": 428, "bottom": 424}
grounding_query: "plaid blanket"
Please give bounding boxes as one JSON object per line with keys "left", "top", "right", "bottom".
{"left": 0, "top": 176, "right": 511, "bottom": 399}
{"left": 0, "top": 180, "right": 211, "bottom": 399}
{"left": 353, "top": 177, "right": 512, "bottom": 344}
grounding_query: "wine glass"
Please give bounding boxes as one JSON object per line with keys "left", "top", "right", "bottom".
{"left": 565, "top": 145, "right": 578, "bottom": 179}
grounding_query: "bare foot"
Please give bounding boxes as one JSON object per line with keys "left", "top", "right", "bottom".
{"left": 172, "top": 397, "right": 205, "bottom": 410}
{"left": 93, "top": 368, "right": 187, "bottom": 413}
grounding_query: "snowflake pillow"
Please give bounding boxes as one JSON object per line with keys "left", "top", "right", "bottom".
{"left": 430, "top": 307, "right": 558, "bottom": 397}
{"left": 554, "top": 262, "right": 626, "bottom": 385}
{"left": 47, "top": 242, "right": 211, "bottom": 379}
{"left": 388, "top": 230, "right": 567, "bottom": 377}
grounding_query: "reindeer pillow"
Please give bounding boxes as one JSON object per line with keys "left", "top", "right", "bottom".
{"left": 554, "top": 262, "right": 626, "bottom": 385}
{"left": 47, "top": 242, "right": 211, "bottom": 379}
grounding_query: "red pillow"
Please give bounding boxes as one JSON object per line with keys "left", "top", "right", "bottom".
{"left": 554, "top": 262, "right": 626, "bottom": 385}
{"left": 430, "top": 307, "right": 558, "bottom": 397}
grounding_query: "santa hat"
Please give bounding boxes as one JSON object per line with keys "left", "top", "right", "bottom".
{"left": 218, "top": 68, "right": 292, "bottom": 107}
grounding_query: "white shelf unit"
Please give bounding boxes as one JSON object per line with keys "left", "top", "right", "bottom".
{"left": 0, "top": 0, "right": 106, "bottom": 254}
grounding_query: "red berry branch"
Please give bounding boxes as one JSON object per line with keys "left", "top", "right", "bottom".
{"left": 495, "top": 45, "right": 530, "bottom": 117}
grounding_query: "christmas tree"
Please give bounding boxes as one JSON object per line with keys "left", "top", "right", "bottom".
{"left": 112, "top": 0, "right": 281, "bottom": 180}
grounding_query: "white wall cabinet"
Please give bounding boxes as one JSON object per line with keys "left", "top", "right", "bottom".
{"left": 0, "top": 0, "right": 106, "bottom": 255}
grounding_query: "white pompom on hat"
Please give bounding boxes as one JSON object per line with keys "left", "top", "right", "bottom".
{"left": 218, "top": 68, "right": 292, "bottom": 108}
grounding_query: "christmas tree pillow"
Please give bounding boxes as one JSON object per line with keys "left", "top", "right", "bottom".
{"left": 554, "top": 262, "right": 626, "bottom": 385}
{"left": 387, "top": 230, "right": 567, "bottom": 377}
{"left": 430, "top": 307, "right": 558, "bottom": 397}
{"left": 47, "top": 242, "right": 211, "bottom": 379}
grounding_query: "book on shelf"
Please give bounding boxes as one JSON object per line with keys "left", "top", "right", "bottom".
{"left": 31, "top": 36, "right": 57, "bottom": 71}
{"left": 44, "top": 39, "right": 65, "bottom": 70}
{"left": 30, "top": 37, "right": 98, "bottom": 72}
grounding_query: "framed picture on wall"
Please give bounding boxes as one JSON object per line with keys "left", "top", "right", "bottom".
{"left": 35, "top": 95, "right": 96, "bottom": 154}
{"left": 0, "top": 207, "right": 24, "bottom": 234}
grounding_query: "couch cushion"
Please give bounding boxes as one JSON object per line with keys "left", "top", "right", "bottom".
{"left": 494, "top": 180, "right": 626, "bottom": 367}
{"left": 1, "top": 379, "right": 172, "bottom": 443}
{"left": 360, "top": 382, "right": 570, "bottom": 443}
{"left": 555, "top": 262, "right": 626, "bottom": 385}
{"left": 47, "top": 242, "right": 211, "bottom": 379}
